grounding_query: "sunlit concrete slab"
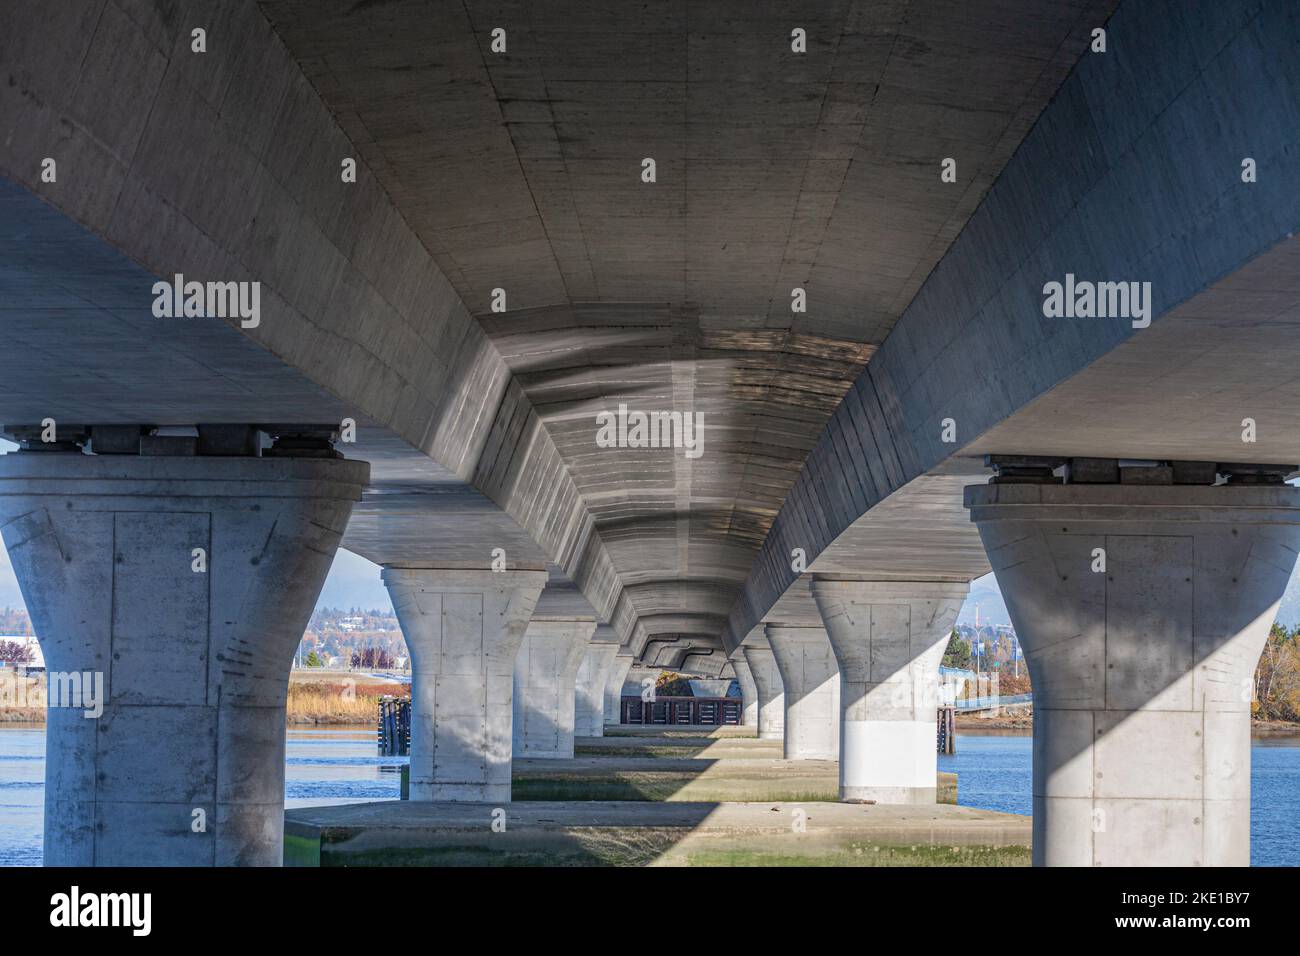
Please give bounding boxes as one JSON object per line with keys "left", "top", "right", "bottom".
{"left": 511, "top": 755, "right": 958, "bottom": 805}
{"left": 284, "top": 800, "right": 1028, "bottom": 867}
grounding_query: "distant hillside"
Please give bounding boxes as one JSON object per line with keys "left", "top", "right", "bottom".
{"left": 956, "top": 574, "right": 1011, "bottom": 627}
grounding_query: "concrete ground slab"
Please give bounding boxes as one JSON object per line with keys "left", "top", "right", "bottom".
{"left": 575, "top": 734, "right": 782, "bottom": 759}
{"left": 602, "top": 725, "right": 757, "bottom": 738}
{"left": 284, "top": 800, "right": 1030, "bottom": 867}
{"left": 512, "top": 756, "right": 957, "bottom": 804}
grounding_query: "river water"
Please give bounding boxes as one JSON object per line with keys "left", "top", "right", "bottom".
{"left": 2, "top": 726, "right": 1296, "bottom": 866}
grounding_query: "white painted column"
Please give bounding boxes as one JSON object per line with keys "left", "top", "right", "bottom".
{"left": 811, "top": 578, "right": 969, "bottom": 803}
{"left": 741, "top": 644, "right": 785, "bottom": 741}
{"left": 513, "top": 619, "right": 597, "bottom": 757}
{"left": 0, "top": 452, "right": 367, "bottom": 866}
{"left": 383, "top": 567, "right": 547, "bottom": 801}
{"left": 765, "top": 625, "right": 840, "bottom": 760}
{"left": 967, "top": 483, "right": 1300, "bottom": 866}
{"left": 574, "top": 637, "right": 620, "bottom": 738}
{"left": 603, "top": 653, "right": 634, "bottom": 724}
{"left": 731, "top": 656, "right": 759, "bottom": 727}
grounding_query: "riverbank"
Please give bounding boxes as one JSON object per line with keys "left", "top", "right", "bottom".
{"left": 955, "top": 712, "right": 1300, "bottom": 735}
{"left": 0, "top": 672, "right": 411, "bottom": 724}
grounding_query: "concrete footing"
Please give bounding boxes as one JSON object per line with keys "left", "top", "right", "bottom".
{"left": 766, "top": 625, "right": 840, "bottom": 760}
{"left": 383, "top": 567, "right": 547, "bottom": 801}
{"left": 968, "top": 483, "right": 1300, "bottom": 866}
{"left": 741, "top": 644, "right": 785, "bottom": 741}
{"left": 513, "top": 619, "right": 597, "bottom": 757}
{"left": 0, "top": 452, "right": 367, "bottom": 866}
{"left": 812, "top": 579, "right": 968, "bottom": 804}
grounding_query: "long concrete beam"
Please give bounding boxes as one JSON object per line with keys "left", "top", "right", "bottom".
{"left": 727, "top": 0, "right": 1300, "bottom": 651}
{"left": 0, "top": 0, "right": 640, "bottom": 642}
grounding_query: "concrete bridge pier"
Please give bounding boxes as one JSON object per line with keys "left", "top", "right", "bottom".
{"left": 0, "top": 446, "right": 367, "bottom": 866}
{"left": 383, "top": 567, "right": 547, "bottom": 801}
{"left": 603, "top": 653, "right": 634, "bottom": 725}
{"left": 731, "top": 656, "right": 759, "bottom": 727}
{"left": 765, "top": 625, "right": 840, "bottom": 760}
{"left": 967, "top": 482, "right": 1300, "bottom": 866}
{"left": 574, "top": 634, "right": 620, "bottom": 738}
{"left": 811, "top": 579, "right": 969, "bottom": 804}
{"left": 513, "top": 619, "right": 597, "bottom": 757}
{"left": 741, "top": 642, "right": 785, "bottom": 741}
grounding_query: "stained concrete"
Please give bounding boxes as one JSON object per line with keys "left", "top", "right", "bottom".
{"left": 812, "top": 579, "right": 968, "bottom": 803}
{"left": 741, "top": 643, "right": 785, "bottom": 741}
{"left": 0, "top": 453, "right": 367, "bottom": 866}
{"left": 766, "top": 625, "right": 840, "bottom": 760}
{"left": 575, "top": 639, "right": 620, "bottom": 738}
{"left": 384, "top": 568, "right": 547, "bottom": 801}
{"left": 731, "top": 657, "right": 759, "bottom": 727}
{"left": 284, "top": 799, "right": 1027, "bottom": 867}
{"left": 511, "top": 755, "right": 957, "bottom": 805}
{"left": 603, "top": 654, "right": 634, "bottom": 724}
{"left": 969, "top": 482, "right": 1300, "bottom": 866}
{"left": 513, "top": 619, "right": 596, "bottom": 758}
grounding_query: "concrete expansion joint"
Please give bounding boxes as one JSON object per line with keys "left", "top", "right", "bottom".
{"left": 3, "top": 423, "right": 354, "bottom": 458}
{"left": 0, "top": 452, "right": 370, "bottom": 501}
{"left": 984, "top": 454, "right": 1297, "bottom": 486}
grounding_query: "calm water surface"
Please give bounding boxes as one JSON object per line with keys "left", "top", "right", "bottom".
{"left": 2, "top": 726, "right": 1296, "bottom": 866}
{"left": 938, "top": 732, "right": 1300, "bottom": 866}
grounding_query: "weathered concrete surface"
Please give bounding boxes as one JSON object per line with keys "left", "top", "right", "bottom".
{"left": 969, "top": 483, "right": 1300, "bottom": 866}
{"left": 575, "top": 637, "right": 620, "bottom": 738}
{"left": 812, "top": 579, "right": 968, "bottom": 804}
{"left": 731, "top": 657, "right": 759, "bottom": 727}
{"left": 0, "top": 453, "right": 366, "bottom": 866}
{"left": 726, "top": 1, "right": 1300, "bottom": 652}
{"left": 766, "top": 625, "right": 840, "bottom": 760}
{"left": 511, "top": 755, "right": 957, "bottom": 805}
{"left": 513, "top": 619, "right": 596, "bottom": 758}
{"left": 602, "top": 724, "right": 757, "bottom": 739}
{"left": 603, "top": 654, "right": 634, "bottom": 724}
{"left": 284, "top": 799, "right": 1027, "bottom": 867}
{"left": 741, "top": 643, "right": 785, "bottom": 741}
{"left": 575, "top": 734, "right": 780, "bottom": 759}
{"left": 0, "top": 0, "right": 1120, "bottom": 665}
{"left": 384, "top": 568, "right": 547, "bottom": 801}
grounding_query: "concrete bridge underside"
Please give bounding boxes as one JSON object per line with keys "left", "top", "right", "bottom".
{"left": 1, "top": 0, "right": 1298, "bottom": 867}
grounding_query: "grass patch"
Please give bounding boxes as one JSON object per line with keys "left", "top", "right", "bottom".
{"left": 681, "top": 842, "right": 1030, "bottom": 867}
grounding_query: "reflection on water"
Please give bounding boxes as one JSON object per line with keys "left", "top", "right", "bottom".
{"left": 284, "top": 727, "right": 408, "bottom": 808}
{"left": 939, "top": 732, "right": 1300, "bottom": 867}
{"left": 2, "top": 726, "right": 1296, "bottom": 866}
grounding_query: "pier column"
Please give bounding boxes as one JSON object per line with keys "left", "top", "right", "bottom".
{"left": 741, "top": 643, "right": 785, "bottom": 741}
{"left": 811, "top": 578, "right": 969, "bottom": 803}
{"left": 513, "top": 619, "right": 597, "bottom": 757}
{"left": 383, "top": 567, "right": 547, "bottom": 801}
{"left": 0, "top": 449, "right": 367, "bottom": 866}
{"left": 731, "top": 656, "right": 759, "bottom": 727}
{"left": 967, "top": 482, "right": 1300, "bottom": 866}
{"left": 603, "top": 653, "right": 634, "bottom": 725}
{"left": 765, "top": 625, "right": 840, "bottom": 760}
{"left": 574, "top": 632, "right": 620, "bottom": 738}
